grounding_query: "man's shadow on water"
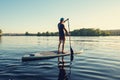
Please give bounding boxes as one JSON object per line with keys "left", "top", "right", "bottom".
{"left": 57, "top": 56, "right": 71, "bottom": 80}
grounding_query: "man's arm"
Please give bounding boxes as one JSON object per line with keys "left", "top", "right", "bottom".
{"left": 64, "top": 27, "right": 69, "bottom": 36}
{"left": 64, "top": 18, "right": 69, "bottom": 23}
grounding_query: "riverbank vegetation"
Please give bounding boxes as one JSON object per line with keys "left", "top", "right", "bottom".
{"left": 25, "top": 28, "right": 111, "bottom": 36}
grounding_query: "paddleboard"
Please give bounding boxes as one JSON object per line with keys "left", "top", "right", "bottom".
{"left": 22, "top": 50, "right": 83, "bottom": 61}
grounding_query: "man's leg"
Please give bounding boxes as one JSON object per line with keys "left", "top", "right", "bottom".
{"left": 62, "top": 40, "right": 65, "bottom": 53}
{"left": 58, "top": 40, "right": 61, "bottom": 53}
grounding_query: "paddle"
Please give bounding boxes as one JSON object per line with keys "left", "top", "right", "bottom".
{"left": 67, "top": 18, "right": 74, "bottom": 61}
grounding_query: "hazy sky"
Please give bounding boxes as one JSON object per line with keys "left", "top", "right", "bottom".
{"left": 0, "top": 0, "right": 120, "bottom": 33}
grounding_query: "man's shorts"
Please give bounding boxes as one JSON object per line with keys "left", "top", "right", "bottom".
{"left": 59, "top": 36, "right": 65, "bottom": 41}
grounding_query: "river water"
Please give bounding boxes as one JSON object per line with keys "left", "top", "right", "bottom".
{"left": 0, "top": 36, "right": 120, "bottom": 80}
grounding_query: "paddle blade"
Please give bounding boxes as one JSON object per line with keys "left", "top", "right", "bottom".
{"left": 70, "top": 47, "right": 74, "bottom": 61}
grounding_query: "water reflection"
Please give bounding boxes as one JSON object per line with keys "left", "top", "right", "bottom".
{"left": 58, "top": 57, "right": 69, "bottom": 80}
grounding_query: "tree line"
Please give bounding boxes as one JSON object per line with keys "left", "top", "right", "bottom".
{"left": 25, "top": 28, "right": 110, "bottom": 36}
{"left": 25, "top": 31, "right": 59, "bottom": 36}
{"left": 71, "top": 28, "right": 110, "bottom": 36}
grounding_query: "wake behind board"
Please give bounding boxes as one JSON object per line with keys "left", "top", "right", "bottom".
{"left": 22, "top": 50, "right": 83, "bottom": 61}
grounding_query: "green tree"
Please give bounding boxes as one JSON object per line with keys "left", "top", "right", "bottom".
{"left": 46, "top": 31, "right": 50, "bottom": 36}
{"left": 41, "top": 32, "right": 45, "bottom": 36}
{"left": 101, "top": 31, "right": 110, "bottom": 36}
{"left": 25, "top": 32, "right": 29, "bottom": 36}
{"left": 50, "top": 32, "right": 55, "bottom": 36}
{"left": 37, "top": 32, "right": 41, "bottom": 36}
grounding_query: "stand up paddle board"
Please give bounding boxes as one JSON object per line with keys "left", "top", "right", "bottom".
{"left": 22, "top": 50, "right": 83, "bottom": 61}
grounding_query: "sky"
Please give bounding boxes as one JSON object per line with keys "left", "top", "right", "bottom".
{"left": 0, "top": 0, "right": 120, "bottom": 33}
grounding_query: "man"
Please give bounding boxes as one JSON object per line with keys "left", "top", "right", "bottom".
{"left": 58, "top": 18, "right": 69, "bottom": 53}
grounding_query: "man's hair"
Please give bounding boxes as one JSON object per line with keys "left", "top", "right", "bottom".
{"left": 60, "top": 18, "right": 64, "bottom": 22}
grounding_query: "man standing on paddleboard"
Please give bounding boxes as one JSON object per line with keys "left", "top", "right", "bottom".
{"left": 58, "top": 18, "right": 69, "bottom": 53}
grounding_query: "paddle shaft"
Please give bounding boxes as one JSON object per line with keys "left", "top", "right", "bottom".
{"left": 67, "top": 19, "right": 71, "bottom": 47}
{"left": 67, "top": 19, "right": 74, "bottom": 61}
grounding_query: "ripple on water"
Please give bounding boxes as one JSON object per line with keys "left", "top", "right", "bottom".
{"left": 73, "top": 52, "right": 120, "bottom": 80}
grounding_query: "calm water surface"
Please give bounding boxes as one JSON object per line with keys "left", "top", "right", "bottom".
{"left": 0, "top": 36, "right": 120, "bottom": 80}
